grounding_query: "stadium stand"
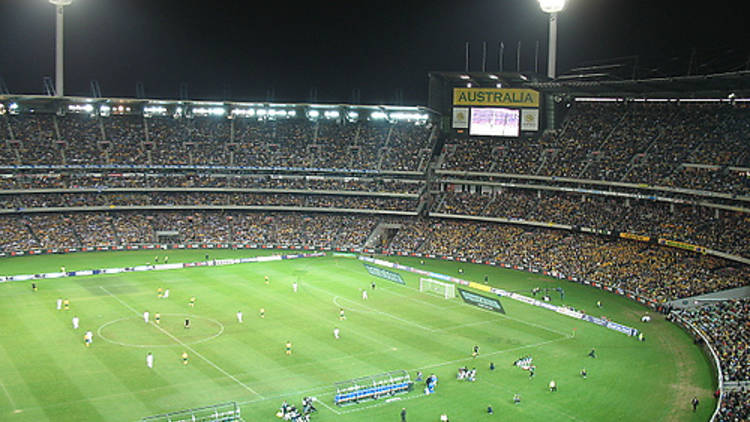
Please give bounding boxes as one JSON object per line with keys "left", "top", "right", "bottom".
{"left": 1, "top": 97, "right": 748, "bottom": 419}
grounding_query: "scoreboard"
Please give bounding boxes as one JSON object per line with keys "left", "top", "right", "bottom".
{"left": 451, "top": 87, "right": 540, "bottom": 137}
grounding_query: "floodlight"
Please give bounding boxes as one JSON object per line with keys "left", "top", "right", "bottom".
{"left": 49, "top": 0, "right": 73, "bottom": 5}
{"left": 538, "top": 0, "right": 566, "bottom": 13}
{"left": 308, "top": 110, "right": 320, "bottom": 118}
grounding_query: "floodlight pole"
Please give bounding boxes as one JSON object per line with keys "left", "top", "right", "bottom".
{"left": 547, "top": 12, "right": 558, "bottom": 79}
{"left": 50, "top": 0, "right": 73, "bottom": 97}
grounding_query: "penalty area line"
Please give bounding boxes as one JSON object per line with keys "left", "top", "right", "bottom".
{"left": 99, "top": 286, "right": 264, "bottom": 399}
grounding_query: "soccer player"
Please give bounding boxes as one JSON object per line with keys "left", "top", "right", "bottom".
{"left": 164, "top": 256, "right": 169, "bottom": 264}
{"left": 371, "top": 281, "right": 376, "bottom": 289}
{"left": 259, "top": 307, "right": 265, "bottom": 318}
{"left": 143, "top": 310, "right": 150, "bottom": 324}
{"left": 146, "top": 352, "right": 154, "bottom": 368}
{"left": 549, "top": 379, "right": 557, "bottom": 392}
{"left": 292, "top": 281, "right": 298, "bottom": 293}
{"left": 691, "top": 397, "right": 699, "bottom": 412}
{"left": 513, "top": 393, "right": 521, "bottom": 404}
{"left": 31, "top": 282, "right": 37, "bottom": 292}
{"left": 189, "top": 297, "right": 196, "bottom": 307}
{"left": 154, "top": 256, "right": 159, "bottom": 263}
{"left": 182, "top": 351, "right": 189, "bottom": 365}
{"left": 157, "top": 287, "right": 163, "bottom": 298}
{"left": 596, "top": 300, "right": 602, "bottom": 308}
{"left": 580, "top": 368, "right": 587, "bottom": 379}
{"left": 487, "top": 404, "right": 493, "bottom": 415}
{"left": 472, "top": 344, "right": 479, "bottom": 359}
{"left": 56, "top": 298, "right": 62, "bottom": 310}
{"left": 333, "top": 327, "right": 340, "bottom": 339}
{"left": 400, "top": 408, "right": 407, "bottom": 422}
{"left": 588, "top": 348, "right": 597, "bottom": 358}
{"left": 285, "top": 341, "right": 292, "bottom": 355}
{"left": 264, "top": 275, "right": 269, "bottom": 285}
{"left": 362, "top": 289, "right": 368, "bottom": 300}
{"left": 236, "top": 310, "right": 243, "bottom": 323}
{"left": 155, "top": 313, "right": 161, "bottom": 325}
{"left": 184, "top": 318, "right": 191, "bottom": 329}
{"left": 163, "top": 288, "right": 170, "bottom": 299}
{"left": 528, "top": 365, "right": 536, "bottom": 379}
{"left": 63, "top": 298, "right": 70, "bottom": 311}
{"left": 84, "top": 331, "right": 93, "bottom": 347}
{"left": 339, "top": 308, "right": 346, "bottom": 320}
{"left": 72, "top": 315, "right": 79, "bottom": 330}
{"left": 489, "top": 362, "right": 495, "bottom": 371}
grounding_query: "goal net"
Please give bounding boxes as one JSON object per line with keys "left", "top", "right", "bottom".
{"left": 419, "top": 278, "right": 456, "bottom": 299}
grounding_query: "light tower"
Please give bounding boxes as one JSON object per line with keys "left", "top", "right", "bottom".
{"left": 49, "top": 0, "right": 73, "bottom": 97}
{"left": 537, "top": 0, "right": 566, "bottom": 79}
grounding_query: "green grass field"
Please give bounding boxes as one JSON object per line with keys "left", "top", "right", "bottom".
{"left": 0, "top": 250, "right": 716, "bottom": 421}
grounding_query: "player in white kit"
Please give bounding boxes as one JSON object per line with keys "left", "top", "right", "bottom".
{"left": 236, "top": 310, "right": 243, "bottom": 323}
{"left": 72, "top": 316, "right": 79, "bottom": 329}
{"left": 146, "top": 352, "right": 154, "bottom": 368}
{"left": 144, "top": 310, "right": 150, "bottom": 324}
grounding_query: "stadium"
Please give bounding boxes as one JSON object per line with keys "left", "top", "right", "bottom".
{"left": 0, "top": 1, "right": 748, "bottom": 421}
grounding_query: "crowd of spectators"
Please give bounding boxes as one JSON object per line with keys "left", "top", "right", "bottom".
{"left": 0, "top": 191, "right": 418, "bottom": 211}
{"left": 1, "top": 113, "right": 434, "bottom": 172}
{"left": 718, "top": 390, "right": 749, "bottom": 422}
{"left": 674, "top": 299, "right": 748, "bottom": 382}
{"left": 0, "top": 173, "right": 423, "bottom": 194}
{"left": 440, "top": 102, "right": 750, "bottom": 195}
{"left": 432, "top": 190, "right": 750, "bottom": 258}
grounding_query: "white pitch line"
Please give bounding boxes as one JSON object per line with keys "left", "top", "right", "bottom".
{"left": 0, "top": 380, "right": 17, "bottom": 409}
{"left": 430, "top": 319, "right": 494, "bottom": 333}
{"left": 415, "top": 336, "right": 571, "bottom": 372}
{"left": 305, "top": 283, "right": 435, "bottom": 332}
{"left": 99, "top": 286, "right": 264, "bottom": 399}
{"left": 314, "top": 396, "right": 342, "bottom": 415}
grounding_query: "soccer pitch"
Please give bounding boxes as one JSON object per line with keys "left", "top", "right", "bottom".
{"left": 0, "top": 250, "right": 716, "bottom": 421}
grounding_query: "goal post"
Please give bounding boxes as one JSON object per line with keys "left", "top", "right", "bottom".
{"left": 419, "top": 278, "right": 456, "bottom": 299}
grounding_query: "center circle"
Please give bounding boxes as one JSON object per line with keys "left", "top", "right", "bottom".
{"left": 97, "top": 313, "right": 224, "bottom": 348}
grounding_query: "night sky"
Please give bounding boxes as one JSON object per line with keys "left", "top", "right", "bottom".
{"left": 0, "top": 0, "right": 746, "bottom": 104}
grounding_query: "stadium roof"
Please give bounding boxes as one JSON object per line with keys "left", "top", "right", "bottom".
{"left": 430, "top": 70, "right": 750, "bottom": 99}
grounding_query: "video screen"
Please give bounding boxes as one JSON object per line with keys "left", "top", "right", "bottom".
{"left": 469, "top": 107, "right": 520, "bottom": 137}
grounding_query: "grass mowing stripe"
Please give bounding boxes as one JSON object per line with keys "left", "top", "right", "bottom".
{"left": 99, "top": 286, "right": 264, "bottom": 399}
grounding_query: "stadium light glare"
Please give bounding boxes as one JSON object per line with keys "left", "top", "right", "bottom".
{"left": 370, "top": 111, "right": 387, "bottom": 120}
{"left": 324, "top": 110, "right": 340, "bottom": 119}
{"left": 308, "top": 110, "right": 320, "bottom": 119}
{"left": 488, "top": 74, "right": 499, "bottom": 80}
{"left": 0, "top": 104, "right": 5, "bottom": 116}
{"left": 538, "top": 0, "right": 566, "bottom": 13}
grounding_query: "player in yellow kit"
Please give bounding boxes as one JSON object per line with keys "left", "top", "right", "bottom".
{"left": 189, "top": 297, "right": 196, "bottom": 307}
{"left": 285, "top": 341, "right": 292, "bottom": 355}
{"left": 155, "top": 313, "right": 161, "bottom": 324}
{"left": 182, "top": 352, "right": 189, "bottom": 365}
{"left": 259, "top": 308, "right": 265, "bottom": 319}
{"left": 157, "top": 287, "right": 163, "bottom": 298}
